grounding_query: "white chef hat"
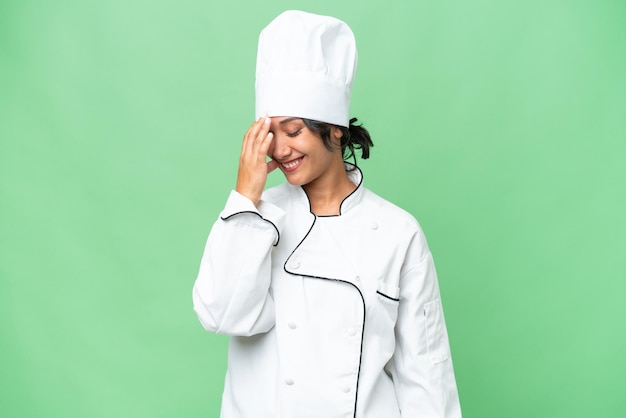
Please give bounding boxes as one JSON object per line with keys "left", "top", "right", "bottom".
{"left": 255, "top": 10, "right": 357, "bottom": 127}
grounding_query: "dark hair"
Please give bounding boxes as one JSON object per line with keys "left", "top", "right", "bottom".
{"left": 302, "top": 117, "right": 373, "bottom": 166}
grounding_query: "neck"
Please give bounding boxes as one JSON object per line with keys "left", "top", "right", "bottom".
{"left": 303, "top": 163, "right": 356, "bottom": 216}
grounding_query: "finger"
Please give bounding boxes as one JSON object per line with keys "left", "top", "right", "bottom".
{"left": 251, "top": 116, "right": 272, "bottom": 157}
{"left": 259, "top": 115, "right": 271, "bottom": 137}
{"left": 257, "top": 131, "right": 274, "bottom": 161}
{"left": 254, "top": 115, "right": 271, "bottom": 145}
{"left": 242, "top": 116, "right": 266, "bottom": 157}
{"left": 266, "top": 159, "right": 280, "bottom": 174}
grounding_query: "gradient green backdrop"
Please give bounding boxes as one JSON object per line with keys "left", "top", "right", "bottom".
{"left": 1, "top": 0, "right": 625, "bottom": 417}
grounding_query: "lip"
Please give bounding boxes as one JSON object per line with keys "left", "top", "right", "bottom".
{"left": 280, "top": 157, "right": 304, "bottom": 173}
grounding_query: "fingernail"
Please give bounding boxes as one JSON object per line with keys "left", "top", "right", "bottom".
{"left": 264, "top": 116, "right": 271, "bottom": 124}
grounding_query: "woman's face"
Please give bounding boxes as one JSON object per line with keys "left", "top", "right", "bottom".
{"left": 267, "top": 116, "right": 343, "bottom": 187}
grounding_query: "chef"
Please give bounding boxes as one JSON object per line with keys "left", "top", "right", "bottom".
{"left": 193, "top": 10, "right": 462, "bottom": 418}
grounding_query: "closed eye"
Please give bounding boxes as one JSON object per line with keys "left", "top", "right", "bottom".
{"left": 286, "top": 129, "right": 302, "bottom": 138}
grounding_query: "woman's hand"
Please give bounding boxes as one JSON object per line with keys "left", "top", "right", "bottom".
{"left": 235, "top": 116, "right": 280, "bottom": 205}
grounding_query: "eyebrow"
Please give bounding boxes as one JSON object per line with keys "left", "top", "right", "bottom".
{"left": 279, "top": 117, "right": 302, "bottom": 125}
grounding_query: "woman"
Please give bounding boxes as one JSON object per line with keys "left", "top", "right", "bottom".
{"left": 193, "top": 10, "right": 461, "bottom": 418}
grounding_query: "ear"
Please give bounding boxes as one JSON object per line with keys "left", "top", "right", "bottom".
{"left": 331, "top": 125, "right": 343, "bottom": 140}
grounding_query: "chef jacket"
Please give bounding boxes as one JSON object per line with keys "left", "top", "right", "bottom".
{"left": 193, "top": 165, "right": 461, "bottom": 417}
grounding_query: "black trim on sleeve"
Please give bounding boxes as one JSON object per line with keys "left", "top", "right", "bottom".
{"left": 220, "top": 211, "right": 280, "bottom": 247}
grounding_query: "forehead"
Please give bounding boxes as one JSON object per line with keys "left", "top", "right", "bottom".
{"left": 275, "top": 116, "right": 301, "bottom": 124}
{"left": 270, "top": 116, "right": 304, "bottom": 129}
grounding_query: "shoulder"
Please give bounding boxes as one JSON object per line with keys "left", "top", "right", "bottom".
{"left": 360, "top": 188, "right": 419, "bottom": 229}
{"left": 262, "top": 182, "right": 291, "bottom": 201}
{"left": 260, "top": 182, "right": 300, "bottom": 211}
{"left": 359, "top": 187, "right": 432, "bottom": 258}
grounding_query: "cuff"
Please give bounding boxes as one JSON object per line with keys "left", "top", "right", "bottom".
{"left": 220, "top": 190, "right": 285, "bottom": 245}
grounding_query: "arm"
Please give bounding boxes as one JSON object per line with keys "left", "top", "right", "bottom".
{"left": 192, "top": 190, "right": 284, "bottom": 336}
{"left": 192, "top": 116, "right": 283, "bottom": 336}
{"left": 386, "top": 231, "right": 462, "bottom": 417}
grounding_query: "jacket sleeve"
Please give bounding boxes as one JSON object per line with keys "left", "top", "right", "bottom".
{"left": 192, "top": 190, "right": 285, "bottom": 336}
{"left": 386, "top": 228, "right": 462, "bottom": 417}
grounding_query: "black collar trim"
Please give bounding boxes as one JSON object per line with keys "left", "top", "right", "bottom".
{"left": 299, "top": 162, "right": 364, "bottom": 217}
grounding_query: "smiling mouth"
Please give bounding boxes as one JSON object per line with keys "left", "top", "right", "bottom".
{"left": 281, "top": 157, "right": 303, "bottom": 172}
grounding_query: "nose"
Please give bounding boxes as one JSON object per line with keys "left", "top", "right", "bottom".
{"left": 269, "top": 133, "right": 291, "bottom": 161}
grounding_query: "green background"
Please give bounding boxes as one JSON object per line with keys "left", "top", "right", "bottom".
{"left": 1, "top": 0, "right": 625, "bottom": 417}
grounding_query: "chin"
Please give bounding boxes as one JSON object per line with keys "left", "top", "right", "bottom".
{"left": 283, "top": 172, "right": 308, "bottom": 187}
{"left": 285, "top": 178, "right": 306, "bottom": 186}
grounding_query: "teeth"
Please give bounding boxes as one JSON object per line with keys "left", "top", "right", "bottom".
{"left": 283, "top": 159, "right": 301, "bottom": 169}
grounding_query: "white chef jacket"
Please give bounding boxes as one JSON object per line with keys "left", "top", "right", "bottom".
{"left": 193, "top": 165, "right": 461, "bottom": 418}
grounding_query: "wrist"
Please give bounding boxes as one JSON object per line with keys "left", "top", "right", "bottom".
{"left": 235, "top": 185, "right": 261, "bottom": 206}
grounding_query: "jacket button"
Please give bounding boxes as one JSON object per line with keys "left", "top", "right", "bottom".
{"left": 342, "top": 385, "right": 351, "bottom": 393}
{"left": 291, "top": 261, "right": 300, "bottom": 270}
{"left": 345, "top": 328, "right": 357, "bottom": 337}
{"left": 354, "top": 275, "right": 360, "bottom": 282}
{"left": 370, "top": 221, "right": 378, "bottom": 230}
{"left": 288, "top": 322, "right": 297, "bottom": 329}
{"left": 285, "top": 378, "right": 294, "bottom": 386}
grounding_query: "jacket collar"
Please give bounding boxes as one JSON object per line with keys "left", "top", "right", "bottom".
{"left": 288, "top": 162, "right": 364, "bottom": 216}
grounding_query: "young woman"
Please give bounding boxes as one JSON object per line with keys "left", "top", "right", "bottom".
{"left": 193, "top": 10, "right": 461, "bottom": 418}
